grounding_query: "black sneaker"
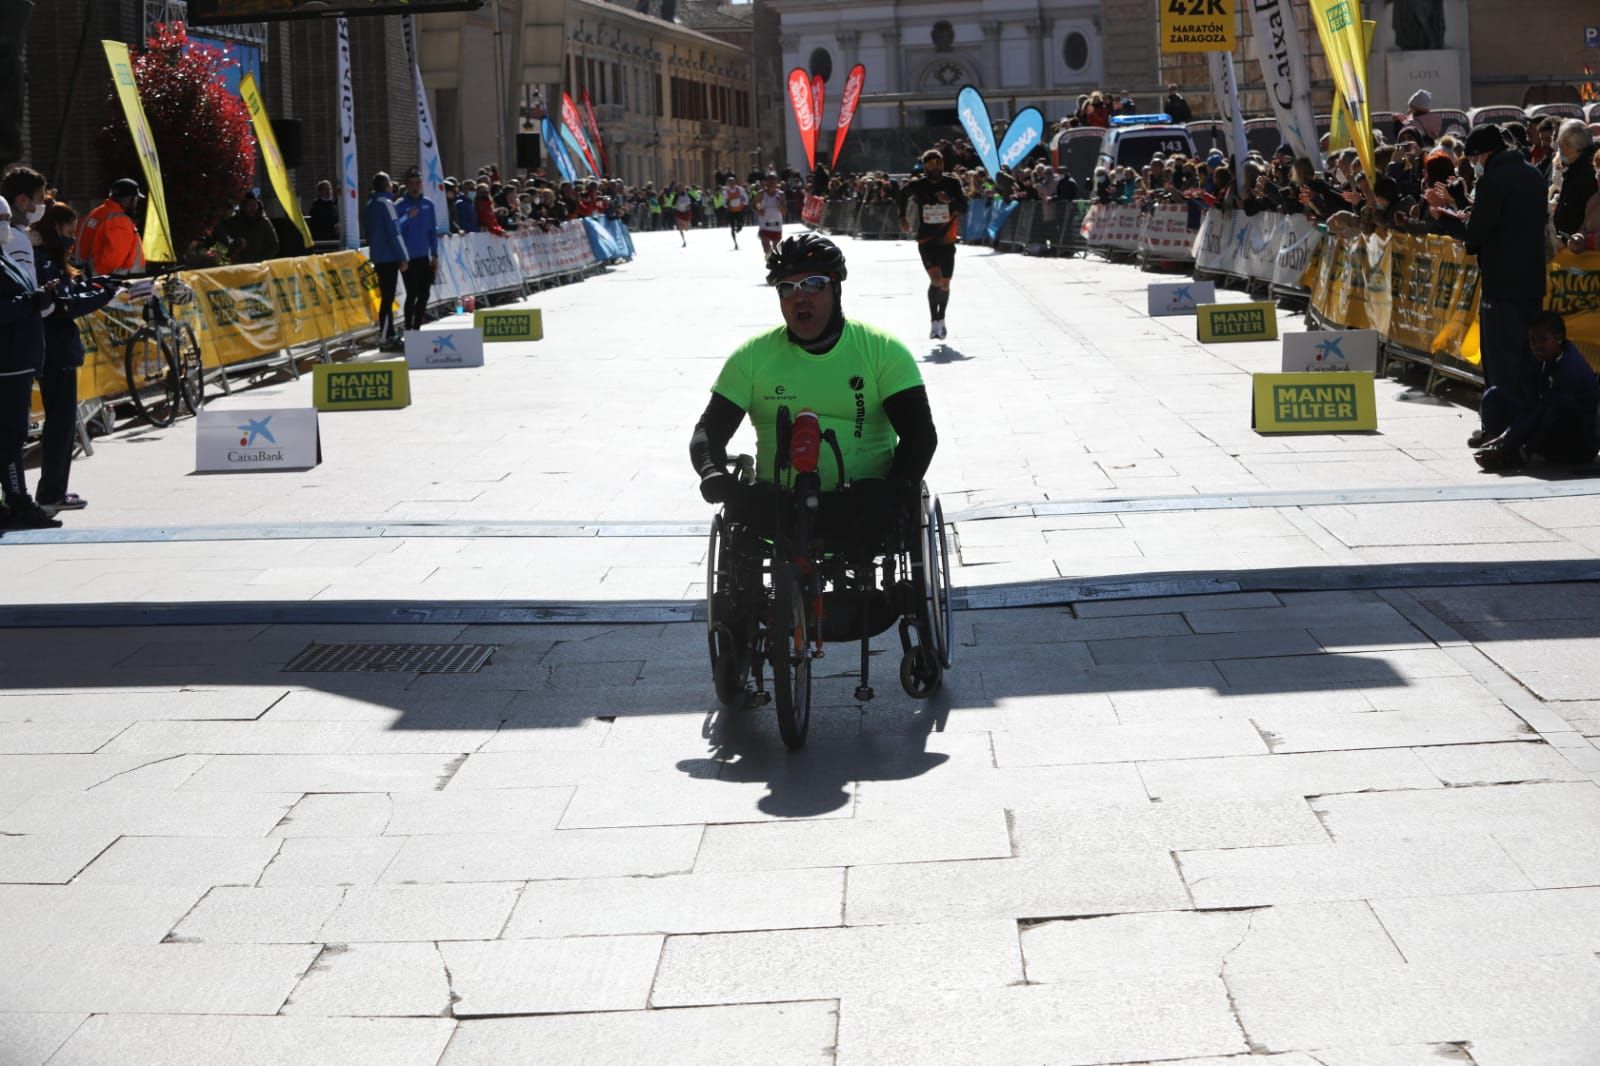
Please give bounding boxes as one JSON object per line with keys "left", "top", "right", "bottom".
{"left": 1467, "top": 428, "right": 1486, "bottom": 448}
{"left": 38, "top": 494, "right": 87, "bottom": 515}
{"left": 3, "top": 502, "right": 63, "bottom": 529}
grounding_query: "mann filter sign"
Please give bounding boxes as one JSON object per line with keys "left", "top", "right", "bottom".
{"left": 195, "top": 408, "right": 322, "bottom": 472}
{"left": 475, "top": 307, "right": 544, "bottom": 342}
{"left": 405, "top": 327, "right": 485, "bottom": 369}
{"left": 1148, "top": 280, "right": 1216, "bottom": 316}
{"left": 1198, "top": 301, "right": 1278, "bottom": 342}
{"left": 312, "top": 360, "right": 412, "bottom": 411}
{"left": 1160, "top": 0, "right": 1235, "bottom": 53}
{"left": 1282, "top": 330, "right": 1379, "bottom": 373}
{"left": 1253, "top": 372, "right": 1377, "bottom": 433}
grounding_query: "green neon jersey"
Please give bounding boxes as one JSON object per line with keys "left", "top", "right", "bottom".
{"left": 712, "top": 320, "right": 924, "bottom": 490}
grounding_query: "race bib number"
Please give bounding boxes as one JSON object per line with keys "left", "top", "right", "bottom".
{"left": 922, "top": 203, "right": 950, "bottom": 225}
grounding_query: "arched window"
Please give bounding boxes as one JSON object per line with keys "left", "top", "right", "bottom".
{"left": 1062, "top": 32, "right": 1089, "bottom": 73}
{"left": 808, "top": 47, "right": 833, "bottom": 82}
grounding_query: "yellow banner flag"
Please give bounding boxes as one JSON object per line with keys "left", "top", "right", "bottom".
{"left": 102, "top": 41, "right": 176, "bottom": 264}
{"left": 1327, "top": 20, "right": 1374, "bottom": 152}
{"left": 1310, "top": 2, "right": 1375, "bottom": 180}
{"left": 239, "top": 73, "right": 313, "bottom": 250}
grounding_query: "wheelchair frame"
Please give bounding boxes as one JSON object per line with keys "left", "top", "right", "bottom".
{"left": 705, "top": 415, "right": 955, "bottom": 749}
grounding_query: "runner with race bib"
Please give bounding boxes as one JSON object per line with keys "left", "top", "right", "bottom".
{"left": 895, "top": 148, "right": 967, "bottom": 340}
{"left": 724, "top": 178, "right": 749, "bottom": 250}
{"left": 754, "top": 173, "right": 787, "bottom": 257}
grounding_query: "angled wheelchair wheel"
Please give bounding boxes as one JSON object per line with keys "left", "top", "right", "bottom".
{"left": 925, "top": 495, "right": 955, "bottom": 671}
{"left": 706, "top": 515, "right": 750, "bottom": 709}
{"left": 770, "top": 565, "right": 812, "bottom": 749}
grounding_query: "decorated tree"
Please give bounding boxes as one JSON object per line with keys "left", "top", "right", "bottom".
{"left": 99, "top": 22, "right": 255, "bottom": 262}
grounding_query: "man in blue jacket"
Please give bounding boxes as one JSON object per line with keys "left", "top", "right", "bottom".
{"left": 362, "top": 171, "right": 407, "bottom": 350}
{"left": 1476, "top": 311, "right": 1600, "bottom": 470}
{"left": 397, "top": 167, "right": 441, "bottom": 335}
{"left": 453, "top": 179, "right": 479, "bottom": 234}
{"left": 1463, "top": 123, "right": 1548, "bottom": 436}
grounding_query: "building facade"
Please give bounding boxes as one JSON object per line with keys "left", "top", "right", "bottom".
{"left": 767, "top": 0, "right": 1163, "bottom": 173}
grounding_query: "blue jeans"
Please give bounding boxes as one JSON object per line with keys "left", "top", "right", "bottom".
{"left": 1478, "top": 297, "right": 1540, "bottom": 402}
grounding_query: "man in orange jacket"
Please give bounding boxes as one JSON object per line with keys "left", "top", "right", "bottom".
{"left": 77, "top": 178, "right": 145, "bottom": 276}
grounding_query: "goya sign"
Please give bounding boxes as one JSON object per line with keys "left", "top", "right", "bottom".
{"left": 1199, "top": 301, "right": 1278, "bottom": 343}
{"left": 1252, "top": 372, "right": 1377, "bottom": 433}
{"left": 312, "top": 360, "right": 411, "bottom": 411}
{"left": 475, "top": 308, "right": 544, "bottom": 342}
{"left": 1160, "top": 0, "right": 1235, "bottom": 53}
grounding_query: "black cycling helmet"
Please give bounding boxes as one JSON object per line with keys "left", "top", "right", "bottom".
{"left": 764, "top": 233, "right": 848, "bottom": 286}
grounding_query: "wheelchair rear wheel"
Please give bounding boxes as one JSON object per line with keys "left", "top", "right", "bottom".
{"left": 924, "top": 495, "right": 955, "bottom": 671}
{"left": 706, "top": 515, "right": 751, "bottom": 709}
{"left": 770, "top": 566, "right": 812, "bottom": 749}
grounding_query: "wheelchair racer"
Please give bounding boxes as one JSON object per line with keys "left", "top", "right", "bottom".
{"left": 690, "top": 234, "right": 938, "bottom": 547}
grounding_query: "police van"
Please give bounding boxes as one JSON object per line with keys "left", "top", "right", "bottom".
{"left": 1095, "top": 115, "right": 1197, "bottom": 174}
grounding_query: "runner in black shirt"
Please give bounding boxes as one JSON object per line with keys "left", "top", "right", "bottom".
{"left": 895, "top": 148, "right": 968, "bottom": 339}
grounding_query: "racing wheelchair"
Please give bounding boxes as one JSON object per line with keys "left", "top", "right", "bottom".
{"left": 705, "top": 406, "right": 955, "bottom": 749}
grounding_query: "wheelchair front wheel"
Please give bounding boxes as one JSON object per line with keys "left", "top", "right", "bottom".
{"left": 770, "top": 566, "right": 812, "bottom": 749}
{"left": 706, "top": 515, "right": 752, "bottom": 710}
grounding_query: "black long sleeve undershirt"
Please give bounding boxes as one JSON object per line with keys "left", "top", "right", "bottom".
{"left": 689, "top": 385, "right": 938, "bottom": 485}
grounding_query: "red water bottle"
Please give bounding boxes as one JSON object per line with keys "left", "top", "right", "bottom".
{"left": 790, "top": 410, "right": 821, "bottom": 474}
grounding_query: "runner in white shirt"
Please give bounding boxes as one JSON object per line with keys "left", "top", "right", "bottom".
{"left": 672, "top": 183, "right": 693, "bottom": 247}
{"left": 753, "top": 173, "right": 786, "bottom": 257}
{"left": 723, "top": 179, "right": 749, "bottom": 249}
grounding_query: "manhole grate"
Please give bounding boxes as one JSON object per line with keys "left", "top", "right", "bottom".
{"left": 283, "top": 643, "right": 498, "bottom": 674}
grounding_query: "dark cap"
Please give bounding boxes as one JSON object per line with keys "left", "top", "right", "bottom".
{"left": 404, "top": 167, "right": 422, "bottom": 180}
{"left": 1463, "top": 124, "right": 1507, "bottom": 156}
{"left": 1274, "top": 144, "right": 1294, "bottom": 159}
{"left": 110, "top": 178, "right": 141, "bottom": 197}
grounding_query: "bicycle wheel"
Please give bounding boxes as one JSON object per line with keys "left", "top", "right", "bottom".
{"left": 173, "top": 321, "right": 205, "bottom": 415}
{"left": 123, "top": 327, "right": 180, "bottom": 427}
{"left": 770, "top": 565, "right": 812, "bottom": 749}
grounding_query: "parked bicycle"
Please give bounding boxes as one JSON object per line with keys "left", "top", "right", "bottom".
{"left": 122, "top": 272, "right": 204, "bottom": 427}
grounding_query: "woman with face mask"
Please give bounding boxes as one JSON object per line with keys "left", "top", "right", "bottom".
{"left": 33, "top": 202, "right": 117, "bottom": 515}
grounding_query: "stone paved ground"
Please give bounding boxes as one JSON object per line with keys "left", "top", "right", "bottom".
{"left": 2, "top": 229, "right": 1599, "bottom": 1064}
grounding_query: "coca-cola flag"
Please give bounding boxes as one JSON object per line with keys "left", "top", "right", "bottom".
{"left": 580, "top": 87, "right": 610, "bottom": 174}
{"left": 561, "top": 92, "right": 602, "bottom": 177}
{"left": 787, "top": 67, "right": 817, "bottom": 170}
{"left": 811, "top": 74, "right": 826, "bottom": 145}
{"left": 830, "top": 64, "right": 866, "bottom": 169}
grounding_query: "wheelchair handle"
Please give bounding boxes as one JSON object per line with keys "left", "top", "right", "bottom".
{"left": 821, "top": 428, "right": 847, "bottom": 489}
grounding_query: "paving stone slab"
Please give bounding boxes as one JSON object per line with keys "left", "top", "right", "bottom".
{"left": 441, "top": 935, "right": 663, "bottom": 1016}
{"left": 1183, "top": 601, "right": 1410, "bottom": 634}
{"left": 383, "top": 823, "right": 704, "bottom": 883}
{"left": 445, "top": 748, "right": 702, "bottom": 790}
{"left": 1023, "top": 902, "right": 1403, "bottom": 986}
{"left": 0, "top": 791, "right": 296, "bottom": 837}
{"left": 75, "top": 836, "right": 282, "bottom": 887}
{"left": 1178, "top": 838, "right": 1534, "bottom": 907}
{"left": 833, "top": 979, "right": 1245, "bottom": 1066}
{"left": 1228, "top": 956, "right": 1600, "bottom": 1048}
{"left": 0, "top": 885, "right": 203, "bottom": 947}
{"left": 1372, "top": 887, "right": 1600, "bottom": 961}
{"left": 0, "top": 833, "right": 119, "bottom": 884}
{"left": 100, "top": 721, "right": 512, "bottom": 757}
{"left": 1254, "top": 706, "right": 1533, "bottom": 754}
{"left": 1011, "top": 799, "right": 1328, "bottom": 855}
{"left": 992, "top": 718, "right": 1268, "bottom": 767}
{"left": 846, "top": 852, "right": 1189, "bottom": 925}
{"left": 1489, "top": 827, "right": 1600, "bottom": 888}
{"left": 505, "top": 867, "right": 843, "bottom": 938}
{"left": 281, "top": 942, "right": 452, "bottom": 1017}
{"left": 317, "top": 883, "right": 520, "bottom": 942}
{"left": 256, "top": 837, "right": 406, "bottom": 887}
{"left": 1466, "top": 1030, "right": 1600, "bottom": 1066}
{"left": 0, "top": 1013, "right": 86, "bottom": 1066}
{"left": 1071, "top": 592, "right": 1281, "bottom": 618}
{"left": 1412, "top": 741, "right": 1592, "bottom": 785}
{"left": 694, "top": 811, "right": 1008, "bottom": 873}
{"left": 0, "top": 722, "right": 133, "bottom": 755}
{"left": 1138, "top": 749, "right": 1439, "bottom": 802}
{"left": 0, "top": 941, "right": 319, "bottom": 1014}
{"left": 559, "top": 768, "right": 856, "bottom": 829}
{"left": 44, "top": 1015, "right": 455, "bottom": 1066}
{"left": 850, "top": 761, "right": 1150, "bottom": 818}
{"left": 179, "top": 754, "right": 463, "bottom": 793}
{"left": 438, "top": 1002, "right": 838, "bottom": 1066}
{"left": 1313, "top": 781, "right": 1600, "bottom": 842}
{"left": 0, "top": 689, "right": 287, "bottom": 722}
{"left": 651, "top": 920, "right": 1023, "bottom": 1007}
{"left": 168, "top": 886, "right": 347, "bottom": 944}
{"left": 1086, "top": 629, "right": 1324, "bottom": 666}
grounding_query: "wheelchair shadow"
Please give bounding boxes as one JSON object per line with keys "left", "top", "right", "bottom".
{"left": 676, "top": 680, "right": 956, "bottom": 818}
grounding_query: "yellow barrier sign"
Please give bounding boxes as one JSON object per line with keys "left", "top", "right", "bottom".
{"left": 475, "top": 308, "right": 543, "bottom": 342}
{"left": 1160, "top": 0, "right": 1235, "bottom": 53}
{"left": 312, "top": 360, "right": 411, "bottom": 411}
{"left": 1253, "top": 372, "right": 1377, "bottom": 433}
{"left": 1199, "top": 301, "right": 1278, "bottom": 343}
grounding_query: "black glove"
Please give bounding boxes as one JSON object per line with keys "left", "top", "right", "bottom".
{"left": 31, "top": 289, "right": 54, "bottom": 312}
{"left": 699, "top": 471, "right": 738, "bottom": 505}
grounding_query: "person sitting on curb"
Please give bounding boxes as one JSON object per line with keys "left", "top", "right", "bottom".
{"left": 1475, "top": 311, "right": 1600, "bottom": 471}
